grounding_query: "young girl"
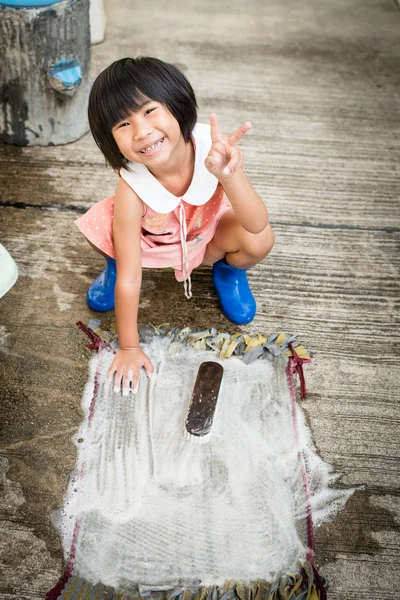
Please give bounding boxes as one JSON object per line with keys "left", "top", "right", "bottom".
{"left": 75, "top": 57, "right": 274, "bottom": 395}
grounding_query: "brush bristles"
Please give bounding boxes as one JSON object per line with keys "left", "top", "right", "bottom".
{"left": 184, "top": 429, "right": 211, "bottom": 444}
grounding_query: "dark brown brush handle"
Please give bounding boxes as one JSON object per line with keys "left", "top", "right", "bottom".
{"left": 185, "top": 361, "right": 224, "bottom": 437}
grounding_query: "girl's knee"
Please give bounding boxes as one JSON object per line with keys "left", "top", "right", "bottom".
{"left": 244, "top": 223, "right": 275, "bottom": 261}
{"left": 262, "top": 223, "right": 275, "bottom": 255}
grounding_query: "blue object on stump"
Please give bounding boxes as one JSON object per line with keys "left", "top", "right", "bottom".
{"left": 48, "top": 59, "right": 82, "bottom": 94}
{"left": 87, "top": 257, "right": 117, "bottom": 313}
{"left": 212, "top": 259, "right": 256, "bottom": 325}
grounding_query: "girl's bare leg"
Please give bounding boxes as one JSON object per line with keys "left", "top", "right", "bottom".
{"left": 202, "top": 209, "right": 275, "bottom": 268}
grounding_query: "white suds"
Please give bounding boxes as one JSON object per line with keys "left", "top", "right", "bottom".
{"left": 55, "top": 338, "right": 353, "bottom": 589}
{"left": 0, "top": 326, "right": 11, "bottom": 353}
{"left": 52, "top": 282, "right": 76, "bottom": 311}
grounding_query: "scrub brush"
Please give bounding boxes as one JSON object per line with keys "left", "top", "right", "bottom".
{"left": 185, "top": 361, "right": 224, "bottom": 442}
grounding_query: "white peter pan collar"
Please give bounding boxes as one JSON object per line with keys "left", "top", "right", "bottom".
{"left": 119, "top": 123, "right": 218, "bottom": 213}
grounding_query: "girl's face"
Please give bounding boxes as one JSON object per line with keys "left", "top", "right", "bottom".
{"left": 111, "top": 99, "right": 184, "bottom": 167}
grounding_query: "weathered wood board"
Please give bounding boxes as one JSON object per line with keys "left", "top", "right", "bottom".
{"left": 0, "top": 0, "right": 399, "bottom": 598}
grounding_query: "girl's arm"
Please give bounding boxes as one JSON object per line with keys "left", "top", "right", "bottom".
{"left": 205, "top": 113, "right": 269, "bottom": 234}
{"left": 107, "top": 177, "right": 153, "bottom": 396}
{"left": 219, "top": 170, "right": 268, "bottom": 234}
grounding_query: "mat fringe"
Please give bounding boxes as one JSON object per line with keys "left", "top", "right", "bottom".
{"left": 78, "top": 322, "right": 312, "bottom": 402}
{"left": 47, "top": 561, "right": 327, "bottom": 599}
{"left": 80, "top": 322, "right": 311, "bottom": 364}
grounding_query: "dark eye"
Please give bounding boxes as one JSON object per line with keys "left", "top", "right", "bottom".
{"left": 145, "top": 107, "right": 156, "bottom": 116}
{"left": 114, "top": 121, "right": 129, "bottom": 131}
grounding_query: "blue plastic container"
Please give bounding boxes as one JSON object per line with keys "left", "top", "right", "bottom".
{"left": 0, "top": 0, "right": 63, "bottom": 7}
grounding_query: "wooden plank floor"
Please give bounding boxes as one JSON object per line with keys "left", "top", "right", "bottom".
{"left": 0, "top": 0, "right": 399, "bottom": 597}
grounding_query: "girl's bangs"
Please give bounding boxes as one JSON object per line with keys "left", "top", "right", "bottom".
{"left": 106, "top": 85, "right": 149, "bottom": 129}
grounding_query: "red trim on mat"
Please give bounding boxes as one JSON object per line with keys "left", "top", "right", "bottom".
{"left": 76, "top": 321, "right": 116, "bottom": 354}
{"left": 286, "top": 357, "right": 316, "bottom": 561}
{"left": 288, "top": 342, "right": 311, "bottom": 400}
{"left": 45, "top": 563, "right": 73, "bottom": 600}
{"left": 88, "top": 352, "right": 104, "bottom": 427}
{"left": 46, "top": 353, "right": 103, "bottom": 598}
{"left": 313, "top": 563, "right": 328, "bottom": 600}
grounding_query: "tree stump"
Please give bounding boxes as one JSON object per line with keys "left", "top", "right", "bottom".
{"left": 0, "top": 0, "right": 91, "bottom": 146}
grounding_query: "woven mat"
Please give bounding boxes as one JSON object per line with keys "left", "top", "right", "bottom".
{"left": 47, "top": 328, "right": 352, "bottom": 599}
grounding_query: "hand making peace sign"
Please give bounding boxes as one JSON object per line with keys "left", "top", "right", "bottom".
{"left": 205, "top": 113, "right": 251, "bottom": 179}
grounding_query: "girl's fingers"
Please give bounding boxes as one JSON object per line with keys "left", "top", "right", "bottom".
{"left": 206, "top": 144, "right": 244, "bottom": 177}
{"left": 237, "top": 153, "right": 244, "bottom": 172}
{"left": 131, "top": 370, "right": 140, "bottom": 394}
{"left": 144, "top": 357, "right": 154, "bottom": 378}
{"left": 205, "top": 154, "right": 215, "bottom": 168}
{"left": 108, "top": 351, "right": 153, "bottom": 396}
{"left": 222, "top": 157, "right": 241, "bottom": 177}
{"left": 122, "top": 368, "right": 134, "bottom": 397}
{"left": 116, "top": 366, "right": 145, "bottom": 396}
{"left": 221, "top": 147, "right": 241, "bottom": 177}
{"left": 228, "top": 121, "right": 251, "bottom": 146}
{"left": 107, "top": 360, "right": 117, "bottom": 381}
{"left": 114, "top": 370, "right": 123, "bottom": 394}
{"left": 205, "top": 152, "right": 223, "bottom": 172}
{"left": 209, "top": 113, "right": 222, "bottom": 145}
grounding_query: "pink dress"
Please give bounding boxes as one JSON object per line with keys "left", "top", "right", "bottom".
{"left": 75, "top": 123, "right": 232, "bottom": 296}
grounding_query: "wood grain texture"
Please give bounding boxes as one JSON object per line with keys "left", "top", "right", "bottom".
{"left": 0, "top": 0, "right": 399, "bottom": 597}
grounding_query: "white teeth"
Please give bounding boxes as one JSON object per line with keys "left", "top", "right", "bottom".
{"left": 140, "top": 138, "right": 164, "bottom": 154}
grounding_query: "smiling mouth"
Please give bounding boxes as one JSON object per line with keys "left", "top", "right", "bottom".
{"left": 139, "top": 137, "right": 165, "bottom": 154}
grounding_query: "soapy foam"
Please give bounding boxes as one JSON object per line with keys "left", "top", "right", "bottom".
{"left": 54, "top": 337, "right": 353, "bottom": 589}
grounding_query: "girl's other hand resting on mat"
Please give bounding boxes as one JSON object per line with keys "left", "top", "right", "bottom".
{"left": 108, "top": 348, "right": 153, "bottom": 397}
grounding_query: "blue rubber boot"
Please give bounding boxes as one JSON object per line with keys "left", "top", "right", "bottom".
{"left": 87, "top": 257, "right": 116, "bottom": 312}
{"left": 212, "top": 259, "right": 256, "bottom": 325}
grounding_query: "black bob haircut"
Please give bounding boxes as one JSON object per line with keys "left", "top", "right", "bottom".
{"left": 88, "top": 57, "right": 198, "bottom": 171}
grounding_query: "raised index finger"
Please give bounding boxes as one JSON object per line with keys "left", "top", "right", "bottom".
{"left": 210, "top": 113, "right": 222, "bottom": 144}
{"left": 228, "top": 121, "right": 252, "bottom": 146}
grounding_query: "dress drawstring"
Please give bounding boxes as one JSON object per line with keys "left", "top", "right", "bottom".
{"left": 179, "top": 203, "right": 192, "bottom": 299}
